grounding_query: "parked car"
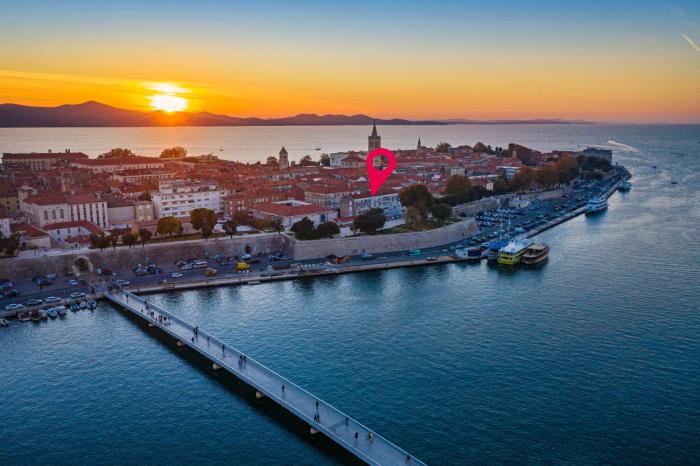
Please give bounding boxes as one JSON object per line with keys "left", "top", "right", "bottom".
{"left": 115, "top": 280, "right": 130, "bottom": 286}
{"left": 45, "top": 296, "right": 61, "bottom": 303}
{"left": 0, "top": 280, "right": 14, "bottom": 289}
{"left": 5, "top": 303, "right": 24, "bottom": 311}
{"left": 360, "top": 252, "right": 374, "bottom": 260}
{"left": 170, "top": 272, "right": 183, "bottom": 278}
{"left": 70, "top": 292, "right": 86, "bottom": 299}
{"left": 68, "top": 279, "right": 79, "bottom": 286}
{"left": 180, "top": 263, "right": 193, "bottom": 270}
{"left": 1, "top": 289, "right": 19, "bottom": 298}
{"left": 26, "top": 299, "right": 44, "bottom": 306}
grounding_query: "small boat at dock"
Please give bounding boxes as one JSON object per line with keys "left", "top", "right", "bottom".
{"left": 618, "top": 180, "right": 631, "bottom": 191}
{"left": 70, "top": 303, "right": 80, "bottom": 312}
{"left": 79, "top": 300, "right": 88, "bottom": 310}
{"left": 30, "top": 309, "right": 42, "bottom": 322}
{"left": 585, "top": 196, "right": 608, "bottom": 214}
{"left": 0, "top": 318, "right": 9, "bottom": 327}
{"left": 497, "top": 239, "right": 533, "bottom": 265}
{"left": 47, "top": 307, "right": 58, "bottom": 319}
{"left": 18, "top": 311, "right": 30, "bottom": 322}
{"left": 39, "top": 309, "right": 48, "bottom": 320}
{"left": 521, "top": 243, "right": 550, "bottom": 266}
{"left": 56, "top": 305, "right": 67, "bottom": 316}
{"left": 87, "top": 300, "right": 97, "bottom": 309}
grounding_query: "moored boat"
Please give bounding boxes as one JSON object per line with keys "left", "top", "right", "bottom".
{"left": 585, "top": 196, "right": 608, "bottom": 214}
{"left": 47, "top": 307, "right": 58, "bottom": 319}
{"left": 497, "top": 239, "right": 533, "bottom": 265}
{"left": 18, "top": 311, "right": 30, "bottom": 322}
{"left": 486, "top": 241, "right": 507, "bottom": 262}
{"left": 39, "top": 309, "right": 48, "bottom": 320}
{"left": 618, "top": 180, "right": 631, "bottom": 191}
{"left": 56, "top": 305, "right": 67, "bottom": 316}
{"left": 70, "top": 303, "right": 80, "bottom": 312}
{"left": 521, "top": 243, "right": 550, "bottom": 266}
{"left": 0, "top": 318, "right": 9, "bottom": 327}
{"left": 30, "top": 309, "right": 42, "bottom": 322}
{"left": 87, "top": 300, "right": 97, "bottom": 309}
{"left": 79, "top": 300, "right": 88, "bottom": 309}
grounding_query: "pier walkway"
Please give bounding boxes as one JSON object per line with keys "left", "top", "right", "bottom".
{"left": 105, "top": 290, "right": 425, "bottom": 466}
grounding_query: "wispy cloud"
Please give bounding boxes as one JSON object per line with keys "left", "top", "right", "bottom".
{"left": 682, "top": 33, "right": 700, "bottom": 52}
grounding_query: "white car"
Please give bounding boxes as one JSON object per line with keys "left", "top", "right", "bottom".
{"left": 5, "top": 303, "right": 24, "bottom": 311}
{"left": 171, "top": 272, "right": 183, "bottom": 278}
{"left": 45, "top": 296, "right": 61, "bottom": 303}
{"left": 115, "top": 280, "right": 130, "bottom": 286}
{"left": 68, "top": 279, "right": 79, "bottom": 286}
{"left": 70, "top": 292, "right": 86, "bottom": 299}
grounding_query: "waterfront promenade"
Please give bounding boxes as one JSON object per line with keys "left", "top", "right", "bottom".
{"left": 105, "top": 290, "right": 426, "bottom": 466}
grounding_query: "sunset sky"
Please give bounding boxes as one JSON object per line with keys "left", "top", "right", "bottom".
{"left": 1, "top": 0, "right": 699, "bottom": 123}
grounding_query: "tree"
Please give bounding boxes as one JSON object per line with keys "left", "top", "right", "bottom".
{"left": 222, "top": 220, "right": 238, "bottom": 238}
{"left": 138, "top": 228, "right": 152, "bottom": 247}
{"left": 98, "top": 148, "right": 135, "bottom": 159}
{"left": 290, "top": 217, "right": 316, "bottom": 240}
{"left": 0, "top": 232, "right": 20, "bottom": 256}
{"left": 353, "top": 208, "right": 386, "bottom": 234}
{"left": 110, "top": 233, "right": 119, "bottom": 250}
{"left": 121, "top": 232, "right": 137, "bottom": 248}
{"left": 159, "top": 146, "right": 187, "bottom": 158}
{"left": 430, "top": 203, "right": 452, "bottom": 222}
{"left": 511, "top": 167, "right": 536, "bottom": 192}
{"left": 157, "top": 216, "right": 183, "bottom": 237}
{"left": 399, "top": 184, "right": 434, "bottom": 223}
{"left": 319, "top": 154, "right": 330, "bottom": 166}
{"left": 473, "top": 142, "right": 491, "bottom": 154}
{"left": 90, "top": 232, "right": 109, "bottom": 251}
{"left": 299, "top": 155, "right": 317, "bottom": 167}
{"left": 536, "top": 167, "right": 559, "bottom": 189}
{"left": 492, "top": 176, "right": 511, "bottom": 195}
{"left": 190, "top": 208, "right": 217, "bottom": 234}
{"left": 266, "top": 156, "right": 279, "bottom": 166}
{"left": 316, "top": 221, "right": 340, "bottom": 238}
{"left": 271, "top": 218, "right": 284, "bottom": 234}
{"left": 445, "top": 174, "right": 476, "bottom": 203}
{"left": 201, "top": 225, "right": 213, "bottom": 241}
{"left": 436, "top": 142, "right": 451, "bottom": 153}
{"left": 232, "top": 210, "right": 250, "bottom": 226}
{"left": 403, "top": 206, "right": 423, "bottom": 227}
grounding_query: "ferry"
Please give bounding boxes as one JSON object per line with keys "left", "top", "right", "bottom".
{"left": 497, "top": 239, "right": 533, "bottom": 265}
{"left": 618, "top": 180, "right": 631, "bottom": 191}
{"left": 585, "top": 196, "right": 608, "bottom": 214}
{"left": 521, "top": 243, "right": 550, "bottom": 266}
{"left": 486, "top": 241, "right": 507, "bottom": 262}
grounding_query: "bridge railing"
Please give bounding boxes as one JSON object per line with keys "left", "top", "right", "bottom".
{"left": 111, "top": 290, "right": 423, "bottom": 465}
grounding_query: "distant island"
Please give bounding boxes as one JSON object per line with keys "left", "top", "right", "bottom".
{"left": 0, "top": 101, "right": 594, "bottom": 128}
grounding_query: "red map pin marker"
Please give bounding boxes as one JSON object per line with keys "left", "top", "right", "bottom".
{"left": 366, "top": 148, "right": 396, "bottom": 195}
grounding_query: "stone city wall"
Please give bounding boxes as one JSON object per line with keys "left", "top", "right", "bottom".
{"left": 2, "top": 234, "right": 291, "bottom": 280}
{"left": 289, "top": 219, "right": 477, "bottom": 260}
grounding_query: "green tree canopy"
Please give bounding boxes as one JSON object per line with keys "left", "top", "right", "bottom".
{"left": 430, "top": 202, "right": 452, "bottom": 222}
{"left": 319, "top": 154, "right": 330, "bottom": 166}
{"left": 436, "top": 142, "right": 451, "bottom": 153}
{"left": 98, "top": 148, "right": 136, "bottom": 159}
{"left": 190, "top": 208, "right": 217, "bottom": 233}
{"left": 223, "top": 220, "right": 238, "bottom": 238}
{"left": 156, "top": 216, "right": 183, "bottom": 236}
{"left": 352, "top": 208, "right": 386, "bottom": 235}
{"left": 399, "top": 184, "right": 434, "bottom": 224}
{"left": 316, "top": 221, "right": 340, "bottom": 238}
{"left": 121, "top": 232, "right": 137, "bottom": 248}
{"left": 138, "top": 228, "right": 152, "bottom": 247}
{"left": 290, "top": 217, "right": 316, "bottom": 240}
{"left": 159, "top": 146, "right": 187, "bottom": 158}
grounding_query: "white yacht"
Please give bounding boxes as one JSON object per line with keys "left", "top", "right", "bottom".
{"left": 585, "top": 196, "right": 608, "bottom": 214}
{"left": 618, "top": 180, "right": 631, "bottom": 191}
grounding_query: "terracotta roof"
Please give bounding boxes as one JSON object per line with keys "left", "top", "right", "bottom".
{"left": 43, "top": 220, "right": 104, "bottom": 234}
{"left": 3, "top": 152, "right": 88, "bottom": 160}
{"left": 11, "top": 223, "right": 49, "bottom": 238}
{"left": 72, "top": 157, "right": 164, "bottom": 166}
{"left": 252, "top": 202, "right": 334, "bottom": 217}
{"left": 24, "top": 193, "right": 104, "bottom": 206}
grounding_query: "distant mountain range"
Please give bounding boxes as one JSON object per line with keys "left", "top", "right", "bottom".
{"left": 0, "top": 101, "right": 593, "bottom": 127}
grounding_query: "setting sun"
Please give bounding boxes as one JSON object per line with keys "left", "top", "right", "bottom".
{"left": 149, "top": 93, "right": 188, "bottom": 113}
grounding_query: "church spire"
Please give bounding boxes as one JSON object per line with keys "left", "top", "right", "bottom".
{"left": 371, "top": 120, "right": 378, "bottom": 137}
{"left": 417, "top": 138, "right": 422, "bottom": 149}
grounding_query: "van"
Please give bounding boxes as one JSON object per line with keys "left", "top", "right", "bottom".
{"left": 409, "top": 249, "right": 421, "bottom": 256}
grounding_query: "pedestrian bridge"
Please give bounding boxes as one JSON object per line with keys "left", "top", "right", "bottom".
{"left": 105, "top": 290, "right": 426, "bottom": 466}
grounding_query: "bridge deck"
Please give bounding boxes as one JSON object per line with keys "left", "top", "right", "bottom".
{"left": 105, "top": 291, "right": 425, "bottom": 466}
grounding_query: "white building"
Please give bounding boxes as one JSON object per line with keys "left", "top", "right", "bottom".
{"left": 151, "top": 180, "right": 225, "bottom": 219}
{"left": 339, "top": 192, "right": 404, "bottom": 219}
{"left": 21, "top": 194, "right": 109, "bottom": 228}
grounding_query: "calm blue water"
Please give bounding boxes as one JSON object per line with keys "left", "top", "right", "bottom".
{"left": 2, "top": 125, "right": 699, "bottom": 465}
